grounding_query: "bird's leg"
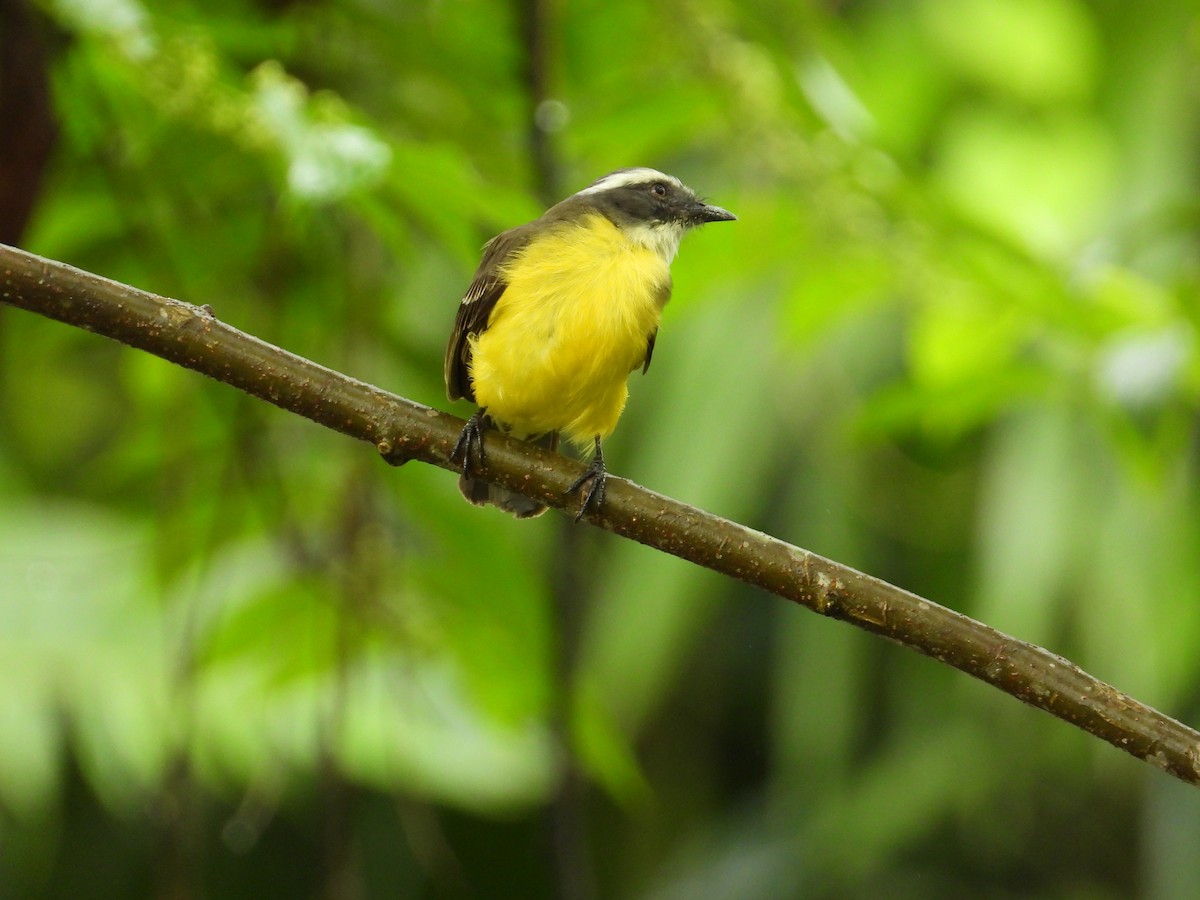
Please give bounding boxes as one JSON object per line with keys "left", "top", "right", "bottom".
{"left": 450, "top": 407, "right": 489, "bottom": 475}
{"left": 566, "top": 436, "right": 607, "bottom": 521}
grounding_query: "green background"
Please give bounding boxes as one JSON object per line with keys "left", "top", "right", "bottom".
{"left": 2, "top": 0, "right": 1200, "bottom": 896}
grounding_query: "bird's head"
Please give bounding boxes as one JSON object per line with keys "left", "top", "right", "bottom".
{"left": 572, "top": 167, "right": 736, "bottom": 262}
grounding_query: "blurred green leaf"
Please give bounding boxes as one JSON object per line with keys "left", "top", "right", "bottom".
{"left": 7, "top": 0, "right": 1200, "bottom": 894}
{"left": 933, "top": 107, "right": 1117, "bottom": 258}
{"left": 920, "top": 0, "right": 1099, "bottom": 104}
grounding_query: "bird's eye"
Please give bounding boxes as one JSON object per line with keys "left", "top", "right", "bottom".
{"left": 650, "top": 182, "right": 668, "bottom": 197}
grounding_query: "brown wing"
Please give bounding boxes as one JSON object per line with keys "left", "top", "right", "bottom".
{"left": 444, "top": 226, "right": 535, "bottom": 402}
{"left": 642, "top": 330, "right": 657, "bottom": 374}
{"left": 640, "top": 279, "right": 672, "bottom": 374}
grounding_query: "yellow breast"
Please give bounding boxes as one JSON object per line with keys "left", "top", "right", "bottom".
{"left": 468, "top": 215, "right": 671, "bottom": 446}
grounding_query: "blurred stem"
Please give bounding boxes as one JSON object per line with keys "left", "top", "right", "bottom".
{"left": 321, "top": 475, "right": 366, "bottom": 900}
{"left": 152, "top": 756, "right": 205, "bottom": 900}
{"left": 0, "top": 0, "right": 56, "bottom": 245}
{"left": 518, "top": 0, "right": 561, "bottom": 206}
{"left": 4, "top": 241, "right": 1200, "bottom": 789}
{"left": 513, "top": 2, "right": 597, "bottom": 898}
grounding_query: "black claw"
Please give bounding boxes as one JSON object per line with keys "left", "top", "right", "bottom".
{"left": 566, "top": 437, "right": 607, "bottom": 521}
{"left": 451, "top": 408, "right": 488, "bottom": 475}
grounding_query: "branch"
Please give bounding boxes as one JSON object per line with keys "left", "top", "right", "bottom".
{"left": 3, "top": 241, "right": 1198, "bottom": 786}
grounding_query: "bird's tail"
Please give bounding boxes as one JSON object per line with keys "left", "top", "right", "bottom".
{"left": 458, "top": 431, "right": 558, "bottom": 518}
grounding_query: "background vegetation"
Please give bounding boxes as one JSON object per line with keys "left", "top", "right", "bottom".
{"left": 3, "top": 0, "right": 1200, "bottom": 896}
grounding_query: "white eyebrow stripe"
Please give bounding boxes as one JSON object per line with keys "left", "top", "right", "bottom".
{"left": 575, "top": 168, "right": 684, "bottom": 196}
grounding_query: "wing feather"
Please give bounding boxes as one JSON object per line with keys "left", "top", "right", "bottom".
{"left": 444, "top": 226, "right": 534, "bottom": 402}
{"left": 640, "top": 280, "right": 672, "bottom": 374}
{"left": 642, "top": 330, "right": 657, "bottom": 374}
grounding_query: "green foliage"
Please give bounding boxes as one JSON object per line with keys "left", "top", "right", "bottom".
{"left": 3, "top": 0, "right": 1200, "bottom": 895}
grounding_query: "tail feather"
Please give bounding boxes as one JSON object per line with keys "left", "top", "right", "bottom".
{"left": 458, "top": 431, "right": 558, "bottom": 518}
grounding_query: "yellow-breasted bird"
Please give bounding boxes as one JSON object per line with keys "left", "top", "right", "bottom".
{"left": 444, "top": 167, "right": 736, "bottom": 518}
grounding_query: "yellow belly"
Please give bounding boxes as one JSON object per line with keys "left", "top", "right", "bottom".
{"left": 469, "top": 216, "right": 670, "bottom": 447}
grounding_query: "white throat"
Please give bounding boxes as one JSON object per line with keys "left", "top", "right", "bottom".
{"left": 623, "top": 220, "right": 685, "bottom": 263}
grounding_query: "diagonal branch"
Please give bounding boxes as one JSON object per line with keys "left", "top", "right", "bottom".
{"left": 3, "top": 241, "right": 1198, "bottom": 786}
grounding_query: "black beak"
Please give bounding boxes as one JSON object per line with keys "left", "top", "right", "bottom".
{"left": 688, "top": 201, "right": 737, "bottom": 225}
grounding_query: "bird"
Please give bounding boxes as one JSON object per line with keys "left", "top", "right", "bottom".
{"left": 444, "top": 167, "right": 736, "bottom": 519}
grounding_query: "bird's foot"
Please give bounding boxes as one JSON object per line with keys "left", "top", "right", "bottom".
{"left": 451, "top": 408, "right": 488, "bottom": 475}
{"left": 566, "top": 438, "right": 607, "bottom": 522}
